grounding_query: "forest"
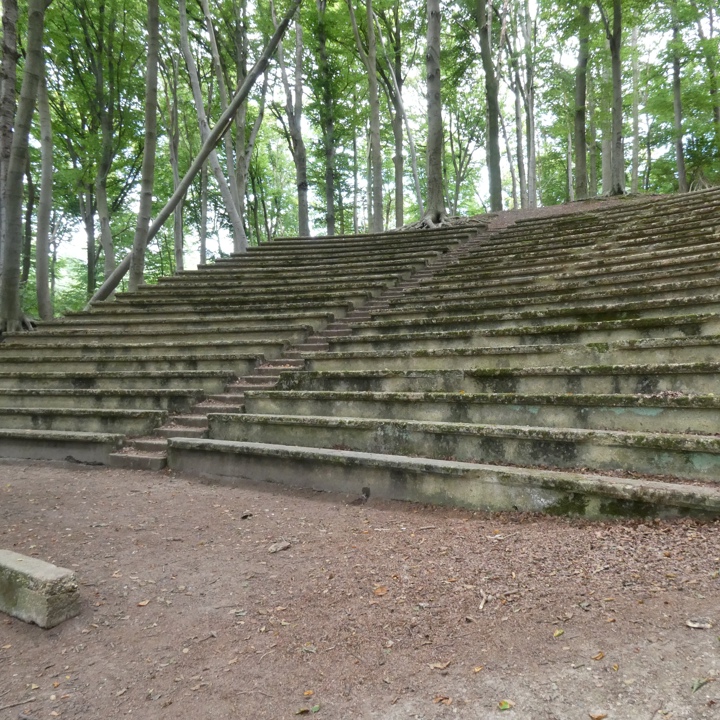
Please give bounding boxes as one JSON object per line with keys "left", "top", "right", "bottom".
{"left": 0, "top": 0, "right": 718, "bottom": 330}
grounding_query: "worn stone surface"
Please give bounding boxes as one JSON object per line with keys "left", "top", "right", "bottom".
{"left": 0, "top": 549, "right": 80, "bottom": 628}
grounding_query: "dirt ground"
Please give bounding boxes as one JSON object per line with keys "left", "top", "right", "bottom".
{"left": 1, "top": 460, "right": 719, "bottom": 720}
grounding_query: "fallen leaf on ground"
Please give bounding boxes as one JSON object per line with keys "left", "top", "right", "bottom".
{"left": 310, "top": 704, "right": 321, "bottom": 714}
{"left": 498, "top": 699, "right": 515, "bottom": 711}
{"left": 472, "top": 666, "right": 484, "bottom": 673}
{"left": 373, "top": 586, "right": 388, "bottom": 596}
{"left": 686, "top": 618, "right": 713, "bottom": 630}
{"left": 553, "top": 629, "right": 564, "bottom": 638}
{"left": 429, "top": 661, "right": 451, "bottom": 670}
{"left": 433, "top": 695, "right": 452, "bottom": 705}
{"left": 592, "top": 651, "right": 605, "bottom": 661}
{"left": 137, "top": 600, "right": 150, "bottom": 607}
{"left": 303, "top": 690, "right": 314, "bottom": 697}
{"left": 589, "top": 713, "right": 608, "bottom": 720}
{"left": 295, "top": 709, "right": 310, "bottom": 715}
{"left": 692, "top": 677, "right": 715, "bottom": 692}
{"left": 268, "top": 541, "right": 291, "bottom": 553}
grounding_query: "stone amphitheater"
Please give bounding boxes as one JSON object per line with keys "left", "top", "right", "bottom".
{"left": 2, "top": 189, "right": 720, "bottom": 518}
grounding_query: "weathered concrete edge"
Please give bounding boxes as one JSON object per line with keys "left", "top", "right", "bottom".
{"left": 167, "top": 438, "right": 720, "bottom": 519}
{"left": 0, "top": 430, "right": 125, "bottom": 464}
{"left": 0, "top": 549, "right": 80, "bottom": 628}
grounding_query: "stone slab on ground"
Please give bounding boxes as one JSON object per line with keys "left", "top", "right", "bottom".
{"left": 0, "top": 549, "right": 80, "bottom": 628}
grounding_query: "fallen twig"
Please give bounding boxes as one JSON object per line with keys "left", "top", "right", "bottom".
{"left": 479, "top": 590, "right": 488, "bottom": 611}
{"left": 0, "top": 697, "right": 36, "bottom": 712}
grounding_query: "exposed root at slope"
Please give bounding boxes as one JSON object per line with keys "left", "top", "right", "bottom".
{"left": 0, "top": 313, "right": 37, "bottom": 338}
{"left": 398, "top": 214, "right": 489, "bottom": 232}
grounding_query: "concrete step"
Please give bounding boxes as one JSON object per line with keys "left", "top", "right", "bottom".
{"left": 166, "top": 438, "right": 720, "bottom": 519}
{"left": 0, "top": 429, "right": 125, "bottom": 464}
{"left": 208, "top": 412, "right": 720, "bottom": 482}
{"left": 243, "top": 389, "right": 720, "bottom": 435}
{"left": 107, "top": 450, "right": 167, "bottom": 471}
{"left": 0, "top": 408, "right": 166, "bottom": 435}
{"left": 155, "top": 425, "right": 208, "bottom": 439}
{"left": 273, "top": 363, "right": 720, "bottom": 396}
{"left": 0, "top": 388, "right": 202, "bottom": 412}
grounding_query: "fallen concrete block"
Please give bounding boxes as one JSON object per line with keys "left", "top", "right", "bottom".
{"left": 0, "top": 549, "right": 80, "bottom": 628}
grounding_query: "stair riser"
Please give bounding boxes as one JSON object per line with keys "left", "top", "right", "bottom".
{"left": 111, "top": 291, "right": 376, "bottom": 307}
{"left": 0, "top": 395, "right": 198, "bottom": 412}
{"left": 327, "top": 322, "right": 718, "bottom": 353}
{"left": 0, "top": 357, "right": 258, "bottom": 374}
{"left": 278, "top": 371, "right": 720, "bottom": 396}
{"left": 306, "top": 341, "right": 720, "bottom": 371}
{"left": 167, "top": 440, "right": 717, "bottom": 519}
{"left": 357, "top": 303, "right": 720, "bottom": 334}
{"left": 0, "top": 342, "right": 284, "bottom": 359}
{"left": 5, "top": 328, "right": 311, "bottom": 347}
{"left": 244, "top": 396, "right": 719, "bottom": 435}
{"left": 0, "top": 436, "right": 123, "bottom": 464}
{"left": 91, "top": 302, "right": 353, "bottom": 318}
{"left": 0, "top": 414, "right": 163, "bottom": 435}
{"left": 209, "top": 416, "right": 720, "bottom": 483}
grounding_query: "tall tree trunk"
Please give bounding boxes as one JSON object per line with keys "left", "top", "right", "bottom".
{"left": 347, "top": 0, "right": 383, "bottom": 232}
{"left": 273, "top": 6, "right": 310, "bottom": 236}
{"left": 0, "top": 0, "right": 47, "bottom": 331}
{"left": 36, "top": 62, "right": 52, "bottom": 320}
{"left": 179, "top": 0, "right": 245, "bottom": 249}
{"left": 0, "top": 0, "right": 18, "bottom": 274}
{"left": 630, "top": 26, "right": 640, "bottom": 193}
{"left": 567, "top": 130, "right": 575, "bottom": 201}
{"left": 511, "top": 61, "right": 527, "bottom": 207}
{"left": 79, "top": 189, "right": 96, "bottom": 295}
{"left": 522, "top": 0, "right": 536, "bottom": 207}
{"left": 352, "top": 131, "right": 359, "bottom": 233}
{"left": 128, "top": 0, "right": 159, "bottom": 292}
{"left": 424, "top": 0, "right": 445, "bottom": 224}
{"left": 316, "top": 0, "right": 336, "bottom": 235}
{"left": 600, "top": 48, "right": 612, "bottom": 193}
{"left": 21, "top": 156, "right": 35, "bottom": 285}
{"left": 199, "top": 162, "right": 208, "bottom": 265}
{"left": 376, "top": 11, "right": 423, "bottom": 218}
{"left": 476, "top": 0, "right": 502, "bottom": 211}
{"left": 597, "top": 0, "right": 625, "bottom": 195}
{"left": 671, "top": 11, "right": 688, "bottom": 192}
{"left": 499, "top": 109, "right": 518, "bottom": 209}
{"left": 693, "top": 7, "right": 720, "bottom": 154}
{"left": 574, "top": 3, "right": 590, "bottom": 199}
{"left": 588, "top": 73, "right": 598, "bottom": 196}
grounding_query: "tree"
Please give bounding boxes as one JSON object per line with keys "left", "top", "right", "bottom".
{"left": 574, "top": 3, "right": 591, "bottom": 199}
{"left": 0, "top": 0, "right": 50, "bottom": 332}
{"left": 424, "top": 0, "right": 445, "bottom": 225}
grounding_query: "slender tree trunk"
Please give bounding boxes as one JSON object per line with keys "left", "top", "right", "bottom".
{"left": 128, "top": 0, "right": 159, "bottom": 292}
{"left": 352, "top": 132, "right": 359, "bottom": 233}
{"left": 476, "top": 0, "right": 502, "bottom": 211}
{"left": 0, "top": 0, "right": 47, "bottom": 331}
{"left": 21, "top": 156, "right": 34, "bottom": 285}
{"left": 0, "top": 0, "right": 18, "bottom": 273}
{"left": 348, "top": 0, "right": 383, "bottom": 232}
{"left": 500, "top": 109, "right": 518, "bottom": 208}
{"left": 376, "top": 12, "right": 423, "bottom": 218}
{"left": 631, "top": 26, "right": 640, "bottom": 193}
{"left": 179, "top": 0, "right": 245, "bottom": 249}
{"left": 671, "top": 12, "right": 688, "bottom": 192}
{"left": 316, "top": 0, "right": 336, "bottom": 235}
{"left": 588, "top": 72, "right": 598, "bottom": 196}
{"left": 522, "top": 0, "right": 536, "bottom": 207}
{"left": 574, "top": 4, "right": 590, "bottom": 199}
{"left": 597, "top": 0, "right": 625, "bottom": 195}
{"left": 600, "top": 49, "right": 612, "bottom": 193}
{"left": 36, "top": 61, "right": 52, "bottom": 319}
{"left": 199, "top": 162, "right": 208, "bottom": 265}
{"left": 273, "top": 9, "right": 310, "bottom": 236}
{"left": 79, "top": 190, "right": 96, "bottom": 295}
{"left": 511, "top": 65, "right": 527, "bottom": 208}
{"left": 424, "top": 0, "right": 445, "bottom": 224}
{"left": 567, "top": 130, "right": 575, "bottom": 201}
{"left": 693, "top": 8, "right": 720, "bottom": 154}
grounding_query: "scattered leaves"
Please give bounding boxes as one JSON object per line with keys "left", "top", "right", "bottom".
{"left": 472, "top": 666, "right": 484, "bottom": 673}
{"left": 303, "top": 690, "right": 314, "bottom": 697}
{"left": 589, "top": 714, "right": 608, "bottom": 720}
{"left": 592, "top": 652, "right": 605, "bottom": 661}
{"left": 498, "top": 699, "right": 515, "bottom": 711}
{"left": 373, "top": 586, "right": 388, "bottom": 597}
{"left": 429, "top": 661, "right": 451, "bottom": 670}
{"left": 137, "top": 600, "right": 150, "bottom": 607}
{"left": 553, "top": 629, "right": 564, "bottom": 638}
{"left": 433, "top": 695, "right": 452, "bottom": 705}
